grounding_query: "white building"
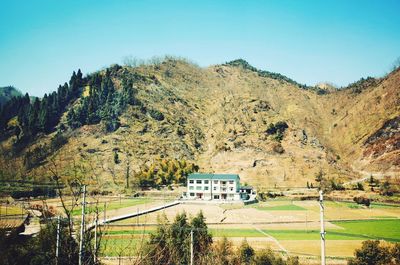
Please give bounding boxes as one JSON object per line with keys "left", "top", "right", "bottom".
{"left": 186, "top": 173, "right": 242, "bottom": 201}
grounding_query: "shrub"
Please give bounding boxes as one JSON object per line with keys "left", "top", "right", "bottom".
{"left": 266, "top": 121, "right": 288, "bottom": 135}
{"left": 348, "top": 240, "right": 393, "bottom": 265}
{"left": 330, "top": 179, "right": 345, "bottom": 191}
{"left": 380, "top": 179, "right": 395, "bottom": 196}
{"left": 113, "top": 151, "right": 120, "bottom": 164}
{"left": 148, "top": 109, "right": 164, "bottom": 121}
{"left": 353, "top": 196, "right": 371, "bottom": 207}
{"left": 272, "top": 143, "right": 285, "bottom": 153}
{"left": 50, "top": 133, "right": 68, "bottom": 152}
{"left": 352, "top": 182, "right": 364, "bottom": 191}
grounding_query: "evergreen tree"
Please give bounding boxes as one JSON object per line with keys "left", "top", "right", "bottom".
{"left": 239, "top": 239, "right": 255, "bottom": 264}
{"left": 191, "top": 211, "right": 212, "bottom": 263}
{"left": 170, "top": 212, "right": 191, "bottom": 264}
{"left": 38, "top": 94, "right": 50, "bottom": 132}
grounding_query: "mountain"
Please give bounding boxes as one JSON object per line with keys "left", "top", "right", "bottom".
{"left": 0, "top": 58, "right": 398, "bottom": 192}
{"left": 0, "top": 86, "right": 22, "bottom": 105}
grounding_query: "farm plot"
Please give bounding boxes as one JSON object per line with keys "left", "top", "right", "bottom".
{"left": 0, "top": 204, "right": 26, "bottom": 228}
{"left": 71, "top": 198, "right": 155, "bottom": 216}
{"left": 96, "top": 200, "right": 400, "bottom": 258}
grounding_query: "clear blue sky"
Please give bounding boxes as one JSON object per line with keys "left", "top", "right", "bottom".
{"left": 1, "top": 0, "right": 399, "bottom": 96}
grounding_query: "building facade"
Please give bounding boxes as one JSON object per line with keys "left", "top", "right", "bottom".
{"left": 186, "top": 173, "right": 241, "bottom": 201}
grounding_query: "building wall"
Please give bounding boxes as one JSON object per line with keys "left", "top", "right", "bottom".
{"left": 187, "top": 178, "right": 240, "bottom": 200}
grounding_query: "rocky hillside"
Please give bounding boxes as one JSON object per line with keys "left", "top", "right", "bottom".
{"left": 0, "top": 58, "right": 399, "bottom": 192}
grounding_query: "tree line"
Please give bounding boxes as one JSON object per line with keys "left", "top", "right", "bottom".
{"left": 66, "top": 68, "right": 140, "bottom": 132}
{"left": 134, "top": 159, "right": 199, "bottom": 188}
{"left": 0, "top": 67, "right": 139, "bottom": 141}
{"left": 0, "top": 70, "right": 84, "bottom": 145}
{"left": 0, "top": 64, "right": 166, "bottom": 152}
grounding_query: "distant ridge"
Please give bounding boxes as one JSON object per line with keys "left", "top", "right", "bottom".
{"left": 0, "top": 86, "right": 22, "bottom": 105}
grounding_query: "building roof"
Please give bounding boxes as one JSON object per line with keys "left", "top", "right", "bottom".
{"left": 240, "top": 186, "right": 253, "bottom": 189}
{"left": 188, "top": 173, "right": 240, "bottom": 181}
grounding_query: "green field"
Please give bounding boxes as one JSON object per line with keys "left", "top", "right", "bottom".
{"left": 71, "top": 198, "right": 153, "bottom": 216}
{"left": 331, "top": 219, "right": 400, "bottom": 242}
{"left": 262, "top": 219, "right": 400, "bottom": 241}
{"left": 325, "top": 201, "right": 400, "bottom": 210}
{"left": 210, "top": 228, "right": 265, "bottom": 237}
{"left": 100, "top": 238, "right": 145, "bottom": 256}
{"left": 0, "top": 205, "right": 25, "bottom": 216}
{"left": 103, "top": 229, "right": 154, "bottom": 236}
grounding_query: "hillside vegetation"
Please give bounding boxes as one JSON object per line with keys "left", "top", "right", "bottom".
{"left": 0, "top": 57, "right": 399, "bottom": 192}
{"left": 0, "top": 86, "right": 22, "bottom": 105}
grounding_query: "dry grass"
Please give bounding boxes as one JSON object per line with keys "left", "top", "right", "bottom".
{"left": 280, "top": 240, "right": 364, "bottom": 257}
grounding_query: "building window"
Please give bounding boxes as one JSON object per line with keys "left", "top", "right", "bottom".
{"left": 221, "top": 181, "right": 226, "bottom": 185}
{"left": 222, "top": 188, "right": 227, "bottom": 192}
{"left": 230, "top": 187, "right": 233, "bottom": 191}
{"left": 189, "top": 180, "right": 194, "bottom": 184}
{"left": 213, "top": 195, "right": 220, "bottom": 199}
{"left": 190, "top": 193, "right": 195, "bottom": 196}
{"left": 204, "top": 180, "right": 209, "bottom": 184}
{"left": 213, "top": 186, "right": 217, "bottom": 191}
{"left": 214, "top": 180, "right": 218, "bottom": 184}
{"left": 196, "top": 180, "right": 202, "bottom": 184}
{"left": 229, "top": 180, "right": 234, "bottom": 184}
{"left": 189, "top": 186, "right": 194, "bottom": 190}
{"left": 204, "top": 186, "right": 209, "bottom": 191}
{"left": 196, "top": 186, "right": 202, "bottom": 190}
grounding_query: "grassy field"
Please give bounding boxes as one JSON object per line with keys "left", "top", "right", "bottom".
{"left": 210, "top": 228, "right": 265, "bottom": 237}
{"left": 331, "top": 219, "right": 400, "bottom": 242}
{"left": 0, "top": 205, "right": 26, "bottom": 228}
{"left": 100, "top": 237, "right": 145, "bottom": 256}
{"left": 0, "top": 205, "right": 25, "bottom": 216}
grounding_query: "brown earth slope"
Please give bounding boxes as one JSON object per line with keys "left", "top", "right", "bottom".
{"left": 0, "top": 59, "right": 399, "bottom": 191}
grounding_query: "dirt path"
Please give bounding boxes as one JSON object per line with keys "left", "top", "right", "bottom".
{"left": 344, "top": 165, "right": 391, "bottom": 186}
{"left": 253, "top": 226, "right": 288, "bottom": 254}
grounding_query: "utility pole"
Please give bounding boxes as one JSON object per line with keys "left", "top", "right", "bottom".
{"left": 94, "top": 215, "right": 98, "bottom": 264}
{"left": 305, "top": 212, "right": 308, "bottom": 233}
{"left": 190, "top": 229, "right": 194, "bottom": 265}
{"left": 79, "top": 185, "right": 86, "bottom": 265}
{"left": 136, "top": 207, "right": 139, "bottom": 226}
{"left": 104, "top": 202, "right": 107, "bottom": 223}
{"left": 56, "top": 216, "right": 61, "bottom": 265}
{"left": 319, "top": 190, "right": 326, "bottom": 265}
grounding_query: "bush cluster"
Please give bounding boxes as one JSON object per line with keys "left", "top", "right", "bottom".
{"left": 353, "top": 196, "right": 371, "bottom": 207}
{"left": 134, "top": 159, "right": 199, "bottom": 188}
{"left": 348, "top": 240, "right": 400, "bottom": 265}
